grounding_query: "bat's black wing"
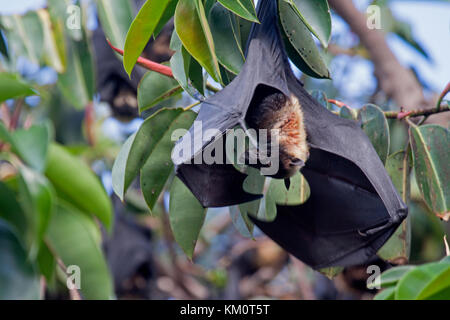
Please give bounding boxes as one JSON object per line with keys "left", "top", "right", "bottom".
{"left": 173, "top": 0, "right": 407, "bottom": 268}
{"left": 172, "top": 0, "right": 290, "bottom": 207}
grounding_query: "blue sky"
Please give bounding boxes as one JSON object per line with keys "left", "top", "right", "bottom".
{"left": 0, "top": 0, "right": 449, "bottom": 92}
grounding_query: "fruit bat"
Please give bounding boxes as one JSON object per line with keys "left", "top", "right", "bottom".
{"left": 171, "top": 0, "right": 407, "bottom": 269}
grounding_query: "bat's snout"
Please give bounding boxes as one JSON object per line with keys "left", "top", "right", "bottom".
{"left": 289, "top": 158, "right": 305, "bottom": 167}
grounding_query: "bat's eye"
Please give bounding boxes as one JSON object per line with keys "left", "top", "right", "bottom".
{"left": 289, "top": 158, "right": 304, "bottom": 167}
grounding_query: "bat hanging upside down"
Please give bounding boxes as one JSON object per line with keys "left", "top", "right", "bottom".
{"left": 245, "top": 92, "right": 309, "bottom": 187}
{"left": 173, "top": 0, "right": 407, "bottom": 269}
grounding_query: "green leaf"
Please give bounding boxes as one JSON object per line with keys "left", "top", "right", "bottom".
{"left": 319, "top": 267, "right": 344, "bottom": 279}
{"left": 47, "top": 0, "right": 82, "bottom": 41}
{"left": 217, "top": 0, "right": 259, "bottom": 23}
{"left": 0, "top": 29, "right": 9, "bottom": 59}
{"left": 378, "top": 151, "right": 411, "bottom": 263}
{"left": 123, "top": 0, "right": 172, "bottom": 76}
{"left": 140, "top": 109, "right": 197, "bottom": 211}
{"left": 170, "top": 33, "right": 195, "bottom": 96}
{"left": 374, "top": 287, "right": 395, "bottom": 300}
{"left": 265, "top": 172, "right": 310, "bottom": 222}
{"left": 441, "top": 256, "right": 450, "bottom": 264}
{"left": 230, "top": 206, "right": 254, "bottom": 238}
{"left": 170, "top": 33, "right": 204, "bottom": 98}
{"left": 287, "top": 0, "right": 332, "bottom": 48}
{"left": 36, "top": 242, "right": 56, "bottom": 282}
{"left": 409, "top": 124, "right": 449, "bottom": 215}
{"left": 56, "top": 23, "right": 95, "bottom": 110}
{"left": 112, "top": 108, "right": 196, "bottom": 207}
{"left": 394, "top": 20, "right": 429, "bottom": 61}
{"left": 396, "top": 262, "right": 450, "bottom": 300}
{"left": 47, "top": 201, "right": 114, "bottom": 300}
{"left": 267, "top": 172, "right": 310, "bottom": 205}
{"left": 1, "top": 12, "right": 44, "bottom": 65}
{"left": 339, "top": 105, "right": 357, "bottom": 120}
{"left": 96, "top": 0, "right": 134, "bottom": 49}
{"left": 138, "top": 71, "right": 182, "bottom": 112}
{"left": 374, "top": 4, "right": 429, "bottom": 60}
{"left": 311, "top": 90, "right": 331, "bottom": 110}
{"left": 0, "top": 123, "right": 49, "bottom": 173}
{"left": 154, "top": 0, "right": 179, "bottom": 37}
{"left": 279, "top": 0, "right": 330, "bottom": 79}
{"left": 209, "top": 2, "right": 245, "bottom": 75}
{"left": 175, "top": 0, "right": 221, "bottom": 82}
{"left": 37, "top": 9, "right": 67, "bottom": 73}
{"left": 188, "top": 57, "right": 205, "bottom": 95}
{"left": 18, "top": 167, "right": 55, "bottom": 257}
{"left": 0, "top": 181, "right": 27, "bottom": 238}
{"left": 111, "top": 133, "right": 136, "bottom": 201}
{"left": 169, "top": 177, "right": 207, "bottom": 259}
{"left": 235, "top": 14, "right": 252, "bottom": 53}
{"left": 370, "top": 265, "right": 414, "bottom": 289}
{"left": 358, "top": 104, "right": 390, "bottom": 164}
{"left": 235, "top": 167, "right": 266, "bottom": 235}
{"left": 11, "top": 124, "right": 50, "bottom": 172}
{"left": 0, "top": 219, "right": 40, "bottom": 300}
{"left": 45, "top": 144, "right": 113, "bottom": 230}
{"left": 0, "top": 73, "right": 37, "bottom": 103}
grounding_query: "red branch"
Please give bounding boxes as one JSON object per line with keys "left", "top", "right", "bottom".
{"left": 107, "top": 39, "right": 174, "bottom": 78}
{"left": 437, "top": 82, "right": 450, "bottom": 110}
{"left": 327, "top": 99, "right": 349, "bottom": 109}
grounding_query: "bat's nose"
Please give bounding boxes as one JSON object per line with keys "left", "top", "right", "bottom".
{"left": 290, "top": 158, "right": 305, "bottom": 167}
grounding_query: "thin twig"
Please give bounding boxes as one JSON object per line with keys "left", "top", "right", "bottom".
{"left": 328, "top": 98, "right": 449, "bottom": 120}
{"left": 44, "top": 240, "right": 83, "bottom": 300}
{"left": 107, "top": 39, "right": 173, "bottom": 78}
{"left": 184, "top": 101, "right": 201, "bottom": 111}
{"left": 1, "top": 103, "right": 11, "bottom": 127}
{"left": 206, "top": 83, "right": 220, "bottom": 93}
{"left": 328, "top": 99, "right": 349, "bottom": 109}
{"left": 436, "top": 82, "right": 450, "bottom": 111}
{"left": 85, "top": 102, "right": 96, "bottom": 146}
{"left": 9, "top": 98, "right": 24, "bottom": 130}
{"left": 384, "top": 104, "right": 449, "bottom": 119}
{"left": 444, "top": 235, "right": 450, "bottom": 256}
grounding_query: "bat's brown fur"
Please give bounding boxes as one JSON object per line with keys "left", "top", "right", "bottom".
{"left": 246, "top": 92, "right": 309, "bottom": 178}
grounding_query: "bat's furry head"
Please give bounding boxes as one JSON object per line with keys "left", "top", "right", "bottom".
{"left": 246, "top": 89, "right": 309, "bottom": 179}
{"left": 270, "top": 94, "right": 309, "bottom": 178}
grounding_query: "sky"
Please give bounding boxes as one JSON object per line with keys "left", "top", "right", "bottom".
{"left": 0, "top": 0, "right": 449, "bottom": 92}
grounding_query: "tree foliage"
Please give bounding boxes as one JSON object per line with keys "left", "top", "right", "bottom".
{"left": 0, "top": 0, "right": 448, "bottom": 300}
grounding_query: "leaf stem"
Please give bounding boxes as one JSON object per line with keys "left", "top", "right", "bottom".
{"left": 184, "top": 101, "right": 201, "bottom": 111}
{"left": 107, "top": 39, "right": 174, "bottom": 78}
{"left": 436, "top": 82, "right": 450, "bottom": 111}
{"left": 327, "top": 99, "right": 349, "bottom": 108}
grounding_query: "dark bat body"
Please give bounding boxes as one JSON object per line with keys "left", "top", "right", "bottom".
{"left": 172, "top": 0, "right": 407, "bottom": 269}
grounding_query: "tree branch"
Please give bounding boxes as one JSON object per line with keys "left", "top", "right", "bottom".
{"left": 326, "top": 0, "right": 450, "bottom": 127}
{"left": 107, "top": 39, "right": 220, "bottom": 94}
{"left": 328, "top": 0, "right": 426, "bottom": 109}
{"left": 107, "top": 39, "right": 174, "bottom": 78}
{"left": 384, "top": 104, "right": 449, "bottom": 119}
